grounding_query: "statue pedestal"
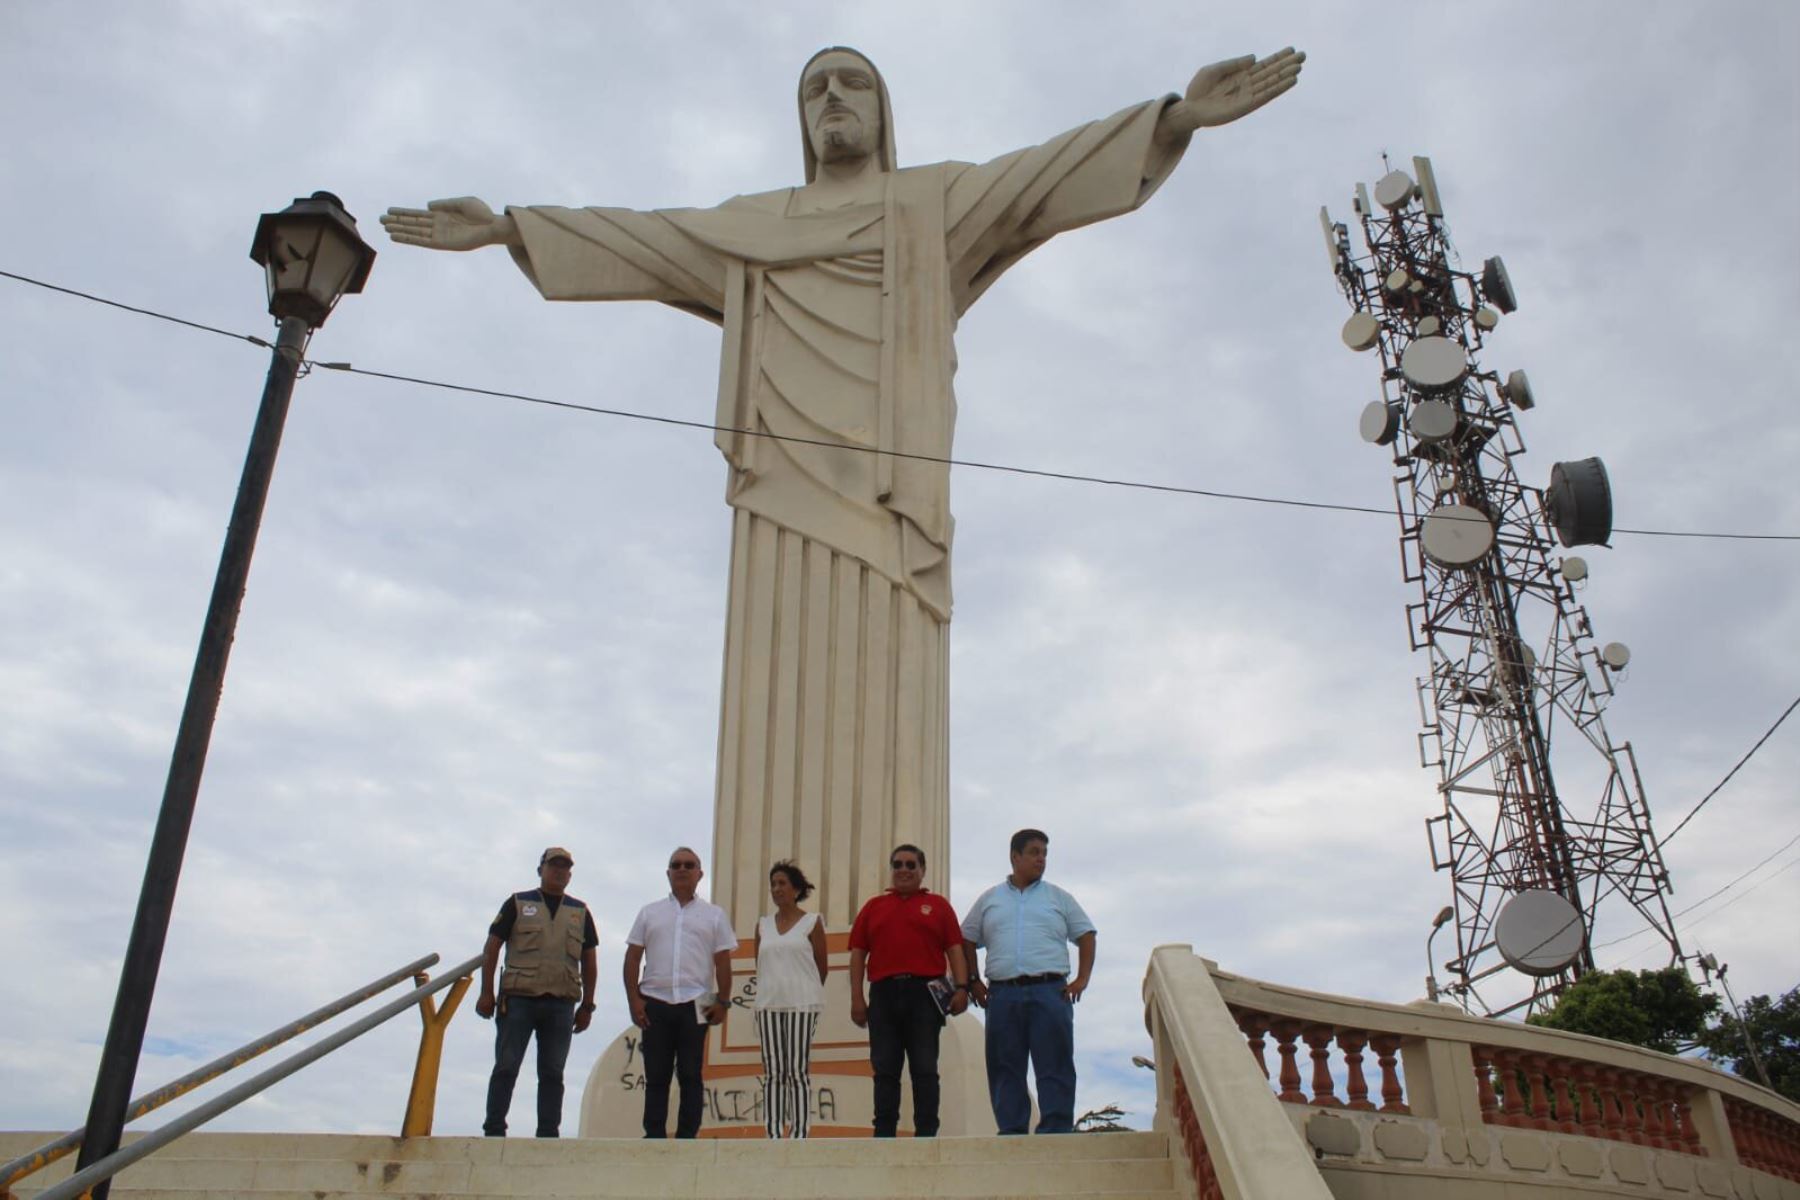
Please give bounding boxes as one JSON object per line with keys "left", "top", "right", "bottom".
{"left": 580, "top": 937, "right": 993, "bottom": 1137}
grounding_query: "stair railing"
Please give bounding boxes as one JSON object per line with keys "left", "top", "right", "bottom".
{"left": 8, "top": 952, "right": 480, "bottom": 1200}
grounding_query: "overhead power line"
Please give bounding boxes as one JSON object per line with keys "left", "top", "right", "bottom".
{"left": 1591, "top": 829, "right": 1800, "bottom": 953}
{"left": 6, "top": 265, "right": 1800, "bottom": 541}
{"left": 1660, "top": 695, "right": 1800, "bottom": 844}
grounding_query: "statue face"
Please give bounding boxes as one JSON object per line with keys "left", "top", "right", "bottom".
{"left": 802, "top": 50, "right": 882, "bottom": 166}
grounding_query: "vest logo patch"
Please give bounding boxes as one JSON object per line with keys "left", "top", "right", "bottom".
{"left": 920, "top": 904, "right": 933, "bottom": 915}
{"left": 522, "top": 904, "right": 540, "bottom": 916}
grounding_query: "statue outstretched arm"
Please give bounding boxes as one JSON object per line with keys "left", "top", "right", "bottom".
{"left": 1157, "top": 47, "right": 1305, "bottom": 144}
{"left": 380, "top": 197, "right": 523, "bottom": 251}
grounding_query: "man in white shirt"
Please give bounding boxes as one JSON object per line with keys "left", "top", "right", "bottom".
{"left": 623, "top": 847, "right": 738, "bottom": 1138}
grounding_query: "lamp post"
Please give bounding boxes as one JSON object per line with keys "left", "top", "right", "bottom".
{"left": 1424, "top": 905, "right": 1456, "bottom": 1002}
{"left": 75, "top": 193, "right": 374, "bottom": 1198}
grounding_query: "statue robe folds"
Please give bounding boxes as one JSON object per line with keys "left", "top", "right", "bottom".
{"left": 507, "top": 99, "right": 1185, "bottom": 930}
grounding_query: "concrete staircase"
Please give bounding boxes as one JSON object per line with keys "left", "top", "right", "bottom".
{"left": 1, "top": 1130, "right": 1180, "bottom": 1199}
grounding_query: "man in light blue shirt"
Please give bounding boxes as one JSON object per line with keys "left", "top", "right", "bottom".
{"left": 961, "top": 828, "right": 1096, "bottom": 1134}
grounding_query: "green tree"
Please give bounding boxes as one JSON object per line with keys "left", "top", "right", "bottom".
{"left": 1527, "top": 967, "right": 1718, "bottom": 1054}
{"left": 1697, "top": 987, "right": 1800, "bottom": 1102}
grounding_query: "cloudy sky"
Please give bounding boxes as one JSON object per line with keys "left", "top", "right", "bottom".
{"left": 3, "top": 1, "right": 1795, "bottom": 1139}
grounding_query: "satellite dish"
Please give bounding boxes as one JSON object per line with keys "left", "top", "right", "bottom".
{"left": 1359, "top": 400, "right": 1401, "bottom": 445}
{"left": 1416, "top": 315, "right": 1442, "bottom": 337}
{"left": 1375, "top": 169, "right": 1416, "bottom": 212}
{"left": 1482, "top": 256, "right": 1519, "bottom": 313}
{"left": 1408, "top": 398, "right": 1459, "bottom": 443}
{"left": 1545, "top": 458, "right": 1613, "bottom": 547}
{"left": 1601, "top": 642, "right": 1632, "bottom": 669}
{"left": 1421, "top": 504, "right": 1495, "bottom": 567}
{"left": 1561, "top": 556, "right": 1589, "bottom": 582}
{"left": 1401, "top": 337, "right": 1469, "bottom": 391}
{"left": 1342, "top": 311, "right": 1381, "bottom": 351}
{"left": 1474, "top": 306, "right": 1500, "bottom": 331}
{"left": 1494, "top": 890, "right": 1585, "bottom": 976}
{"left": 1504, "top": 369, "right": 1536, "bottom": 410}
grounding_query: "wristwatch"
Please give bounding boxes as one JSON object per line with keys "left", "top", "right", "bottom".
{"left": 578, "top": 1002, "right": 596, "bottom": 1012}
{"left": 952, "top": 982, "right": 969, "bottom": 992}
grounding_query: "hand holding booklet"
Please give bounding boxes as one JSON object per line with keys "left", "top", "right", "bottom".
{"left": 925, "top": 976, "right": 955, "bottom": 1016}
{"left": 694, "top": 991, "right": 719, "bottom": 1024}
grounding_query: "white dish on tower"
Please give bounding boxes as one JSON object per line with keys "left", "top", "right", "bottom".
{"left": 1401, "top": 336, "right": 1468, "bottom": 390}
{"left": 1420, "top": 504, "right": 1494, "bottom": 567}
{"left": 1408, "top": 399, "right": 1459, "bottom": 443}
{"left": 1342, "top": 311, "right": 1381, "bottom": 351}
{"left": 1494, "top": 890, "right": 1585, "bottom": 977}
{"left": 1360, "top": 400, "right": 1400, "bottom": 445}
{"left": 1375, "top": 169, "right": 1415, "bottom": 212}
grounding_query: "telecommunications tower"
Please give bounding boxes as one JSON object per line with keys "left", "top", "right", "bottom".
{"left": 1320, "top": 157, "right": 1681, "bottom": 1015}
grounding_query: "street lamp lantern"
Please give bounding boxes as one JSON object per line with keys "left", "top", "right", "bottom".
{"left": 249, "top": 190, "right": 376, "bottom": 328}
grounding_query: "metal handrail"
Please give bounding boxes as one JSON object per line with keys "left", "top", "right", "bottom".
{"left": 26, "top": 954, "right": 481, "bottom": 1200}
{"left": 1, "top": 953, "right": 437, "bottom": 1192}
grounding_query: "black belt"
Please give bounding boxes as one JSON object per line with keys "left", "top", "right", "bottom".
{"left": 988, "top": 973, "right": 1066, "bottom": 988}
{"left": 874, "top": 973, "right": 930, "bottom": 983}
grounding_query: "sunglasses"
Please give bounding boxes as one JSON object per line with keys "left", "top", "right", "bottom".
{"left": 889, "top": 860, "right": 921, "bottom": 870}
{"left": 669, "top": 861, "right": 700, "bottom": 870}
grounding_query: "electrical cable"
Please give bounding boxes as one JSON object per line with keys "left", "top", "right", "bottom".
{"left": 1660, "top": 695, "right": 1800, "bottom": 844}
{"left": 6, "top": 265, "right": 1800, "bottom": 541}
{"left": 1588, "top": 830, "right": 1800, "bottom": 952}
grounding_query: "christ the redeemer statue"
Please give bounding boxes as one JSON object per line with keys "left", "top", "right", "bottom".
{"left": 383, "top": 47, "right": 1303, "bottom": 934}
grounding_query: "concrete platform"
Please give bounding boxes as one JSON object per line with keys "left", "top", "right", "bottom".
{"left": 0, "top": 1129, "right": 1178, "bottom": 1199}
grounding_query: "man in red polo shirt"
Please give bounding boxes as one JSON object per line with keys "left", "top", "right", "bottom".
{"left": 848, "top": 842, "right": 970, "bottom": 1137}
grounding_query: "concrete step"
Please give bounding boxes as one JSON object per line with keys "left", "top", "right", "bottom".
{"left": 4, "top": 1131, "right": 1179, "bottom": 1199}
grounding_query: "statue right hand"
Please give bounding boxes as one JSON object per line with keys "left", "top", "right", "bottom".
{"left": 380, "top": 197, "right": 512, "bottom": 251}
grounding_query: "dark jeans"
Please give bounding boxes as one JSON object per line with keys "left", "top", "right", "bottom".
{"left": 985, "top": 979, "right": 1076, "bottom": 1133}
{"left": 483, "top": 993, "right": 575, "bottom": 1137}
{"left": 641, "top": 996, "right": 709, "bottom": 1138}
{"left": 868, "top": 976, "right": 944, "bottom": 1137}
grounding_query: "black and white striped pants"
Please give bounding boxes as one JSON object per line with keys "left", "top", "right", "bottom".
{"left": 755, "top": 1008, "right": 819, "bottom": 1138}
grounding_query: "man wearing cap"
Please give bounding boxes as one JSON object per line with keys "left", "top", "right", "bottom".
{"left": 478, "top": 846, "right": 599, "bottom": 1138}
{"left": 960, "top": 828, "right": 1096, "bottom": 1134}
{"left": 623, "top": 847, "right": 737, "bottom": 1138}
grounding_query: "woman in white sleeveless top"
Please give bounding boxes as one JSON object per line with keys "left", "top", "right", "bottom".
{"left": 754, "top": 860, "right": 828, "bottom": 1137}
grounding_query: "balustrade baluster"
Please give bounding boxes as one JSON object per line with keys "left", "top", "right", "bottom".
{"left": 1338, "top": 1030, "right": 1373, "bottom": 1110}
{"left": 1547, "top": 1058, "right": 1578, "bottom": 1134}
{"left": 1272, "top": 1019, "right": 1307, "bottom": 1103}
{"left": 1495, "top": 1049, "right": 1526, "bottom": 1127}
{"left": 1473, "top": 1046, "right": 1499, "bottom": 1121}
{"left": 1575, "top": 1062, "right": 1603, "bottom": 1138}
{"left": 1370, "top": 1033, "right": 1409, "bottom": 1114}
{"left": 1303, "top": 1024, "right": 1341, "bottom": 1106}
{"left": 1524, "top": 1054, "right": 1552, "bottom": 1131}
{"left": 1235, "top": 1009, "right": 1270, "bottom": 1080}
{"left": 1672, "top": 1088, "right": 1703, "bottom": 1155}
{"left": 1599, "top": 1068, "right": 1626, "bottom": 1141}
{"left": 1642, "top": 1078, "right": 1669, "bottom": 1150}
{"left": 1619, "top": 1077, "right": 1646, "bottom": 1145}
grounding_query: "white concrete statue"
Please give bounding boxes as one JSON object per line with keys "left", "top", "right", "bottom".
{"left": 383, "top": 46, "right": 1303, "bottom": 938}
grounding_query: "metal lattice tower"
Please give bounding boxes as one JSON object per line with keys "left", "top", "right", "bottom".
{"left": 1321, "top": 157, "right": 1681, "bottom": 1015}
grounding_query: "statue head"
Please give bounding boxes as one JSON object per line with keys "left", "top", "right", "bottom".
{"left": 798, "top": 46, "right": 896, "bottom": 181}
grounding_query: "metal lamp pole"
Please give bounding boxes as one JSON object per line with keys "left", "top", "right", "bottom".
{"left": 75, "top": 193, "right": 374, "bottom": 1199}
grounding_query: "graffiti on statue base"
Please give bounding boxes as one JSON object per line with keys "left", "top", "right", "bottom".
{"left": 614, "top": 1029, "right": 839, "bottom": 1123}
{"left": 700, "top": 1082, "right": 838, "bottom": 1124}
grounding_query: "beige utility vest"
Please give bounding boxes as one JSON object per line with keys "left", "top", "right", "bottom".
{"left": 499, "top": 892, "right": 587, "bottom": 1000}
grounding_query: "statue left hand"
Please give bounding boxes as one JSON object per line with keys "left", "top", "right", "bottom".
{"left": 1164, "top": 48, "right": 1305, "bottom": 137}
